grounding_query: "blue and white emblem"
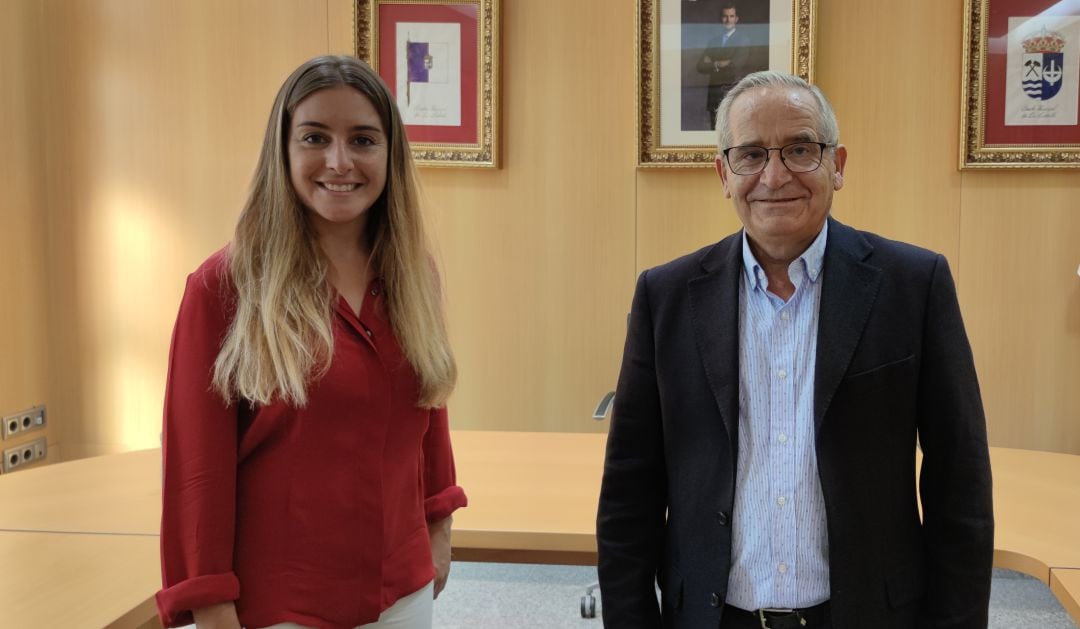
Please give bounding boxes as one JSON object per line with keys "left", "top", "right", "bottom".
{"left": 1021, "top": 30, "right": 1067, "bottom": 101}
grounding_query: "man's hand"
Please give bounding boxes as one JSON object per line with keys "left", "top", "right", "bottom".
{"left": 193, "top": 602, "right": 240, "bottom": 629}
{"left": 428, "top": 515, "right": 453, "bottom": 598}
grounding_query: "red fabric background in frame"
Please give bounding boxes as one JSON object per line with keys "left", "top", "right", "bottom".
{"left": 377, "top": 3, "right": 479, "bottom": 145}
{"left": 984, "top": 0, "right": 1080, "bottom": 144}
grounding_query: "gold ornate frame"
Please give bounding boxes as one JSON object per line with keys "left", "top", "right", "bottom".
{"left": 960, "top": 0, "right": 1080, "bottom": 169}
{"left": 638, "top": 0, "right": 818, "bottom": 167}
{"left": 355, "top": 0, "right": 500, "bottom": 168}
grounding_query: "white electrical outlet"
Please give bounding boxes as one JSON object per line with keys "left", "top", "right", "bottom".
{"left": 1, "top": 405, "right": 46, "bottom": 440}
{"left": 2, "top": 436, "right": 47, "bottom": 473}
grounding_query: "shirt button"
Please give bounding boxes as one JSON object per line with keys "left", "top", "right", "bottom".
{"left": 780, "top": 311, "right": 790, "bottom": 321}
{"left": 710, "top": 592, "right": 721, "bottom": 607}
{"left": 365, "top": 329, "right": 373, "bottom": 337}
{"left": 777, "top": 496, "right": 787, "bottom": 507}
{"left": 778, "top": 563, "right": 788, "bottom": 574}
{"left": 777, "top": 369, "right": 788, "bottom": 379}
{"left": 778, "top": 433, "right": 788, "bottom": 443}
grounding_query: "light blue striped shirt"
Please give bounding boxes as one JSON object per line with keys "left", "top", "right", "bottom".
{"left": 725, "top": 222, "right": 830, "bottom": 610}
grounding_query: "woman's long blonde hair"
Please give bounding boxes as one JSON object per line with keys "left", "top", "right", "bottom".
{"left": 212, "top": 55, "right": 455, "bottom": 409}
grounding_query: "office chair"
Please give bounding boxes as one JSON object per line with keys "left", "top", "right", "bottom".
{"left": 580, "top": 391, "right": 616, "bottom": 618}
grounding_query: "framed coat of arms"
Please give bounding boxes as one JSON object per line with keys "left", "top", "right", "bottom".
{"left": 355, "top": 0, "right": 500, "bottom": 168}
{"left": 961, "top": 0, "right": 1080, "bottom": 168}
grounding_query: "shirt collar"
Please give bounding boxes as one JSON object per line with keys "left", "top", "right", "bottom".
{"left": 741, "top": 221, "right": 828, "bottom": 291}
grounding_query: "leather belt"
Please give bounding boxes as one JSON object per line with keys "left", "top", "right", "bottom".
{"left": 722, "top": 601, "right": 830, "bottom": 629}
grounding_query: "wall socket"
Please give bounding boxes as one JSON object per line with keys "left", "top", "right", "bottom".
{"left": 2, "top": 436, "right": 47, "bottom": 473}
{"left": 2, "top": 404, "right": 46, "bottom": 440}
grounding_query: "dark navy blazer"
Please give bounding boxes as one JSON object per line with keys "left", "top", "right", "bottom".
{"left": 597, "top": 218, "right": 994, "bottom": 629}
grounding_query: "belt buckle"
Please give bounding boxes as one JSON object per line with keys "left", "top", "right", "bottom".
{"left": 758, "top": 608, "right": 806, "bottom": 628}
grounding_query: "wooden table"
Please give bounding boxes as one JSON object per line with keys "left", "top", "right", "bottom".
{"left": 0, "top": 448, "right": 160, "bottom": 535}
{"left": 0, "top": 531, "right": 159, "bottom": 628}
{"left": 1, "top": 432, "right": 1078, "bottom": 627}
{"left": 451, "top": 431, "right": 605, "bottom": 564}
{"left": 989, "top": 448, "right": 1080, "bottom": 580}
{"left": 0, "top": 432, "right": 609, "bottom": 562}
{"left": 457, "top": 437, "right": 1080, "bottom": 579}
{"left": 1051, "top": 569, "right": 1080, "bottom": 626}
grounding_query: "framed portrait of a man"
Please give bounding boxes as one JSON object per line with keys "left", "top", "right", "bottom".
{"left": 638, "top": 0, "right": 817, "bottom": 167}
{"left": 961, "top": 0, "right": 1080, "bottom": 168}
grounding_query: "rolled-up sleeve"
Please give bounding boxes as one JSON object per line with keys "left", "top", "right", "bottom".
{"left": 156, "top": 261, "right": 241, "bottom": 627}
{"left": 421, "top": 407, "right": 467, "bottom": 522}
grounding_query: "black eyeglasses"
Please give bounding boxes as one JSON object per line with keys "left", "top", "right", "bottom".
{"left": 722, "top": 141, "right": 833, "bottom": 175}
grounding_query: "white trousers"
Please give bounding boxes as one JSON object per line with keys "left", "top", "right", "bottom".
{"left": 260, "top": 580, "right": 434, "bottom": 629}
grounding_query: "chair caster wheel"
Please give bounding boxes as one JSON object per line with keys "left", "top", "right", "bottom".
{"left": 581, "top": 594, "right": 597, "bottom": 618}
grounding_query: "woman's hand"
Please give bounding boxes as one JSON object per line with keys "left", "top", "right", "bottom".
{"left": 428, "top": 515, "right": 453, "bottom": 598}
{"left": 193, "top": 601, "right": 241, "bottom": 629}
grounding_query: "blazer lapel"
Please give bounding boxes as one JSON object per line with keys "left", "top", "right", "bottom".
{"left": 814, "top": 218, "right": 882, "bottom": 432}
{"left": 688, "top": 233, "right": 743, "bottom": 449}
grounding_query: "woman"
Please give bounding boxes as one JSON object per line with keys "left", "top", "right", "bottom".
{"left": 156, "top": 55, "right": 466, "bottom": 629}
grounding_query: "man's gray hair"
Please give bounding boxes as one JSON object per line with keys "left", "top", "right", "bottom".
{"left": 715, "top": 71, "right": 839, "bottom": 150}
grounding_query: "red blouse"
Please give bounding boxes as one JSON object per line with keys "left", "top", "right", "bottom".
{"left": 155, "top": 249, "right": 467, "bottom": 629}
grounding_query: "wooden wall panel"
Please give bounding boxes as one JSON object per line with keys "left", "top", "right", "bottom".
{"left": 328, "top": 0, "right": 356, "bottom": 55}
{"left": 421, "top": 0, "right": 637, "bottom": 432}
{"left": 635, "top": 170, "right": 741, "bottom": 273}
{"left": 0, "top": 1, "right": 51, "bottom": 457}
{"left": 959, "top": 173, "right": 1080, "bottom": 455}
{"left": 634, "top": 0, "right": 1080, "bottom": 455}
{"left": 814, "top": 1, "right": 963, "bottom": 263}
{"left": 37, "top": 0, "right": 636, "bottom": 450}
{"left": 637, "top": 1, "right": 964, "bottom": 274}
{"left": 38, "top": 0, "right": 337, "bottom": 458}
{"left": 18, "top": 0, "right": 1080, "bottom": 456}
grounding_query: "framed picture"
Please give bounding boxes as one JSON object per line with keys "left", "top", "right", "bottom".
{"left": 961, "top": 0, "right": 1080, "bottom": 168}
{"left": 638, "top": 0, "right": 818, "bottom": 167}
{"left": 355, "top": 0, "right": 499, "bottom": 168}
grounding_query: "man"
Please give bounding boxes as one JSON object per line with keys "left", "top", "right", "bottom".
{"left": 596, "top": 72, "right": 993, "bottom": 629}
{"left": 697, "top": 3, "right": 750, "bottom": 129}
